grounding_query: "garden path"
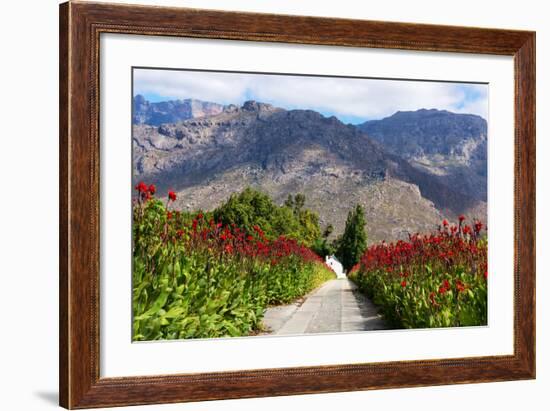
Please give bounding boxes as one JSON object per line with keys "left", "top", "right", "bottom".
{"left": 263, "top": 278, "right": 388, "bottom": 335}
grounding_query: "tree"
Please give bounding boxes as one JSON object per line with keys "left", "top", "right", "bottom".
{"left": 336, "top": 204, "right": 367, "bottom": 271}
{"left": 297, "top": 208, "right": 321, "bottom": 245}
{"left": 284, "top": 194, "right": 294, "bottom": 209}
{"left": 323, "top": 224, "right": 334, "bottom": 238}
{"left": 213, "top": 188, "right": 321, "bottom": 247}
{"left": 293, "top": 193, "right": 306, "bottom": 215}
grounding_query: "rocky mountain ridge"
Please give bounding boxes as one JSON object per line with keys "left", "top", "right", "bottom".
{"left": 133, "top": 99, "right": 487, "bottom": 242}
{"left": 133, "top": 94, "right": 225, "bottom": 126}
{"left": 359, "top": 109, "right": 488, "bottom": 201}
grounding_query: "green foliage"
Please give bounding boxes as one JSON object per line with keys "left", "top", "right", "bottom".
{"left": 311, "top": 238, "right": 335, "bottom": 258}
{"left": 213, "top": 188, "right": 321, "bottom": 247}
{"left": 297, "top": 208, "right": 321, "bottom": 246}
{"left": 350, "top": 266, "right": 487, "bottom": 329}
{"left": 348, "top": 221, "right": 488, "bottom": 329}
{"left": 336, "top": 204, "right": 368, "bottom": 271}
{"left": 323, "top": 224, "right": 334, "bottom": 238}
{"left": 132, "top": 195, "right": 334, "bottom": 341}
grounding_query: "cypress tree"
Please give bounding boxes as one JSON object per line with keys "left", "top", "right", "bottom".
{"left": 337, "top": 204, "right": 367, "bottom": 271}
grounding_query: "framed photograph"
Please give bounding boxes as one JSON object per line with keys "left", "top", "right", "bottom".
{"left": 59, "top": 1, "right": 535, "bottom": 408}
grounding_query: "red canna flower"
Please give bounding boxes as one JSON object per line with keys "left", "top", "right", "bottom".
{"left": 442, "top": 219, "right": 449, "bottom": 227}
{"left": 148, "top": 184, "right": 156, "bottom": 195}
{"left": 455, "top": 280, "right": 466, "bottom": 292}
{"left": 135, "top": 181, "right": 147, "bottom": 193}
{"left": 168, "top": 191, "right": 177, "bottom": 201}
{"left": 197, "top": 212, "right": 204, "bottom": 219}
{"left": 458, "top": 215, "right": 466, "bottom": 223}
{"left": 438, "top": 279, "right": 451, "bottom": 294}
{"left": 401, "top": 280, "right": 407, "bottom": 288}
{"left": 474, "top": 220, "right": 483, "bottom": 233}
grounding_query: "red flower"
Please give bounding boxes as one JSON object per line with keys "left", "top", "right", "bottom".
{"left": 135, "top": 181, "right": 147, "bottom": 193}
{"left": 458, "top": 215, "right": 466, "bottom": 223}
{"left": 439, "top": 279, "right": 451, "bottom": 294}
{"left": 455, "top": 280, "right": 466, "bottom": 292}
{"left": 197, "top": 212, "right": 204, "bottom": 219}
{"left": 176, "top": 229, "right": 184, "bottom": 239}
{"left": 484, "top": 270, "right": 488, "bottom": 280}
{"left": 401, "top": 280, "right": 407, "bottom": 288}
{"left": 148, "top": 184, "right": 156, "bottom": 195}
{"left": 442, "top": 219, "right": 449, "bottom": 227}
{"left": 429, "top": 291, "right": 437, "bottom": 306}
{"left": 168, "top": 191, "right": 177, "bottom": 201}
{"left": 474, "top": 220, "right": 483, "bottom": 233}
{"left": 167, "top": 211, "right": 173, "bottom": 220}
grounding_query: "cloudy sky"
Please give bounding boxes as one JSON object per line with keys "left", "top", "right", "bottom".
{"left": 133, "top": 68, "right": 488, "bottom": 124}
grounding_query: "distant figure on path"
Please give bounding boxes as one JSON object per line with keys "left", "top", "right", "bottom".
{"left": 325, "top": 255, "right": 346, "bottom": 279}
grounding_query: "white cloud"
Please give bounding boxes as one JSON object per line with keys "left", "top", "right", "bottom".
{"left": 134, "top": 69, "right": 488, "bottom": 121}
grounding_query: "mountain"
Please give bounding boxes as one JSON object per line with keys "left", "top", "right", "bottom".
{"left": 358, "top": 109, "right": 487, "bottom": 202}
{"left": 133, "top": 101, "right": 487, "bottom": 243}
{"left": 132, "top": 95, "right": 224, "bottom": 126}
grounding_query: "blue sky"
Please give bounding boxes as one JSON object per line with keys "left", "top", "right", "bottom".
{"left": 134, "top": 68, "right": 488, "bottom": 124}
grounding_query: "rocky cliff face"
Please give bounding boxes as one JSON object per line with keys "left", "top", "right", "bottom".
{"left": 358, "top": 109, "right": 487, "bottom": 202}
{"left": 133, "top": 95, "right": 224, "bottom": 126}
{"left": 358, "top": 109, "right": 487, "bottom": 159}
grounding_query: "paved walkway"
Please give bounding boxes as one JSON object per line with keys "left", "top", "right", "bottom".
{"left": 262, "top": 278, "right": 387, "bottom": 335}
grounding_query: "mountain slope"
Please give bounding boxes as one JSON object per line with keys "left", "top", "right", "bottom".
{"left": 358, "top": 109, "right": 487, "bottom": 203}
{"left": 358, "top": 109, "right": 487, "bottom": 159}
{"left": 133, "top": 101, "right": 486, "bottom": 242}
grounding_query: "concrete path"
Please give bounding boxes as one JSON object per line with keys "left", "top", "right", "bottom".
{"left": 262, "top": 278, "right": 387, "bottom": 335}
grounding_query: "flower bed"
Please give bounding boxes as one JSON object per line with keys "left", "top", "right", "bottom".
{"left": 132, "top": 183, "right": 335, "bottom": 340}
{"left": 349, "top": 217, "right": 487, "bottom": 328}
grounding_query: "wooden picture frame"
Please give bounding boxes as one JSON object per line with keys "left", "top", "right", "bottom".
{"left": 59, "top": 1, "right": 535, "bottom": 408}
